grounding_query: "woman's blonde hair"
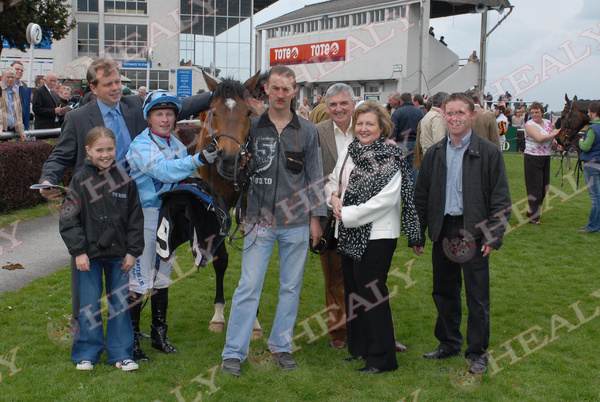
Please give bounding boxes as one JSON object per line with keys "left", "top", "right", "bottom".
{"left": 351, "top": 100, "right": 394, "bottom": 138}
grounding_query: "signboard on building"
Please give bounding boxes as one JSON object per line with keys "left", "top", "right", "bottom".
{"left": 364, "top": 94, "right": 381, "bottom": 101}
{"left": 122, "top": 61, "right": 152, "bottom": 69}
{"left": 0, "top": 57, "right": 53, "bottom": 86}
{"left": 177, "top": 69, "right": 192, "bottom": 98}
{"left": 3, "top": 35, "right": 51, "bottom": 50}
{"left": 270, "top": 40, "right": 346, "bottom": 66}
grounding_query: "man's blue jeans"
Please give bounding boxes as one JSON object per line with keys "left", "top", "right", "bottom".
{"left": 584, "top": 162, "right": 600, "bottom": 232}
{"left": 222, "top": 224, "right": 309, "bottom": 362}
{"left": 71, "top": 257, "right": 133, "bottom": 364}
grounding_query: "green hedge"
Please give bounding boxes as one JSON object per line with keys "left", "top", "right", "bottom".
{"left": 0, "top": 139, "right": 71, "bottom": 212}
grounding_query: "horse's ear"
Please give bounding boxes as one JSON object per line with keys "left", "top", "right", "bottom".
{"left": 565, "top": 93, "right": 570, "bottom": 103}
{"left": 202, "top": 70, "right": 219, "bottom": 92}
{"left": 573, "top": 95, "right": 578, "bottom": 101}
{"left": 244, "top": 70, "right": 261, "bottom": 92}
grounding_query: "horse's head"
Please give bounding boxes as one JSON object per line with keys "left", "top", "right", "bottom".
{"left": 556, "top": 94, "right": 590, "bottom": 147}
{"left": 200, "top": 71, "right": 261, "bottom": 181}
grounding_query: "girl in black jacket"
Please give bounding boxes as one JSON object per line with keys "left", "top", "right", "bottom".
{"left": 59, "top": 126, "right": 144, "bottom": 372}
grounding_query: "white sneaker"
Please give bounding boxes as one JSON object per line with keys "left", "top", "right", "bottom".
{"left": 115, "top": 360, "right": 139, "bottom": 371}
{"left": 76, "top": 361, "right": 93, "bottom": 371}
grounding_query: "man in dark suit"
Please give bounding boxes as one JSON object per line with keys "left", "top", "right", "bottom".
{"left": 315, "top": 83, "right": 355, "bottom": 350}
{"left": 32, "top": 72, "right": 61, "bottom": 129}
{"left": 39, "top": 57, "right": 211, "bottom": 322}
{"left": 11, "top": 61, "right": 31, "bottom": 130}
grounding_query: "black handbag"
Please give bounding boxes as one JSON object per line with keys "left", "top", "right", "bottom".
{"left": 310, "top": 153, "right": 349, "bottom": 254}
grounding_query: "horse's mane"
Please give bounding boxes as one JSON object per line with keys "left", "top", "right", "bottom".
{"left": 250, "top": 72, "right": 269, "bottom": 100}
{"left": 211, "top": 77, "right": 247, "bottom": 103}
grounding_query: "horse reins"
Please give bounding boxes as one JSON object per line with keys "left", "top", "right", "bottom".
{"left": 202, "top": 109, "right": 255, "bottom": 248}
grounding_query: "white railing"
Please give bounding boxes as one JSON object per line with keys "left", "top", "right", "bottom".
{"left": 0, "top": 128, "right": 62, "bottom": 141}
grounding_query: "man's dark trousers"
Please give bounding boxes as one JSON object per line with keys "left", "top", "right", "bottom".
{"left": 431, "top": 215, "right": 490, "bottom": 361}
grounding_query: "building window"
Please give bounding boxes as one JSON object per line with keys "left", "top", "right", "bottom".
{"left": 387, "top": 5, "right": 407, "bottom": 20}
{"left": 78, "top": 0, "right": 99, "bottom": 12}
{"left": 336, "top": 15, "right": 349, "bottom": 28}
{"left": 179, "top": 0, "right": 252, "bottom": 81}
{"left": 105, "top": 24, "right": 148, "bottom": 60}
{"left": 352, "top": 12, "right": 367, "bottom": 26}
{"left": 105, "top": 0, "right": 147, "bottom": 14}
{"left": 352, "top": 85, "right": 362, "bottom": 98}
{"left": 322, "top": 17, "right": 333, "bottom": 30}
{"left": 293, "top": 23, "right": 304, "bottom": 34}
{"left": 281, "top": 25, "right": 291, "bottom": 36}
{"left": 77, "top": 22, "right": 99, "bottom": 56}
{"left": 306, "top": 20, "right": 319, "bottom": 32}
{"left": 371, "top": 9, "right": 385, "bottom": 23}
{"left": 267, "top": 28, "right": 278, "bottom": 38}
{"left": 368, "top": 84, "right": 380, "bottom": 93}
{"left": 121, "top": 69, "right": 169, "bottom": 91}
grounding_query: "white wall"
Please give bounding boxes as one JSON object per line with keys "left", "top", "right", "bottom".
{"left": 263, "top": 17, "right": 413, "bottom": 85}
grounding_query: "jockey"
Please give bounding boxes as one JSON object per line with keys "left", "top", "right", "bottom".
{"left": 125, "top": 90, "right": 218, "bottom": 361}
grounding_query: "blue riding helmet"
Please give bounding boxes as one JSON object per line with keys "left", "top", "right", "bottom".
{"left": 142, "top": 90, "right": 182, "bottom": 119}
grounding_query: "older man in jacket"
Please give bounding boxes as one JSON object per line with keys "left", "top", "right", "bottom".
{"left": 0, "top": 67, "right": 26, "bottom": 140}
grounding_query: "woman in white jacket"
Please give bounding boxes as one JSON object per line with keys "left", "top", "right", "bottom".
{"left": 325, "top": 100, "right": 423, "bottom": 374}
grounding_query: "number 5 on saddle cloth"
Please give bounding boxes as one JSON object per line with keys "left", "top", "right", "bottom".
{"left": 156, "top": 177, "right": 231, "bottom": 268}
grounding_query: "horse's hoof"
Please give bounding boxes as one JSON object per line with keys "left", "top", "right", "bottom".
{"left": 209, "top": 321, "right": 225, "bottom": 333}
{"left": 251, "top": 328, "right": 263, "bottom": 340}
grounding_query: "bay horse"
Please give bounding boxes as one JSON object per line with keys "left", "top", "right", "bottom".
{"left": 192, "top": 70, "right": 264, "bottom": 338}
{"left": 556, "top": 94, "right": 594, "bottom": 147}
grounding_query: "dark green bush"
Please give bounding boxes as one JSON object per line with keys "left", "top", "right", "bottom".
{"left": 0, "top": 140, "right": 71, "bottom": 212}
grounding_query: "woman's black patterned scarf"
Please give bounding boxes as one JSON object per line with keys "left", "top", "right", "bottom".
{"left": 337, "top": 136, "right": 422, "bottom": 260}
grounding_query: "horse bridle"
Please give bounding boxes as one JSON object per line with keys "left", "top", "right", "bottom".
{"left": 202, "top": 108, "right": 255, "bottom": 247}
{"left": 561, "top": 101, "right": 582, "bottom": 141}
{"left": 204, "top": 109, "right": 249, "bottom": 190}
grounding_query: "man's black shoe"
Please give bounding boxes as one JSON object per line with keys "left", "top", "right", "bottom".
{"left": 423, "top": 348, "right": 462, "bottom": 359}
{"left": 468, "top": 358, "right": 487, "bottom": 374}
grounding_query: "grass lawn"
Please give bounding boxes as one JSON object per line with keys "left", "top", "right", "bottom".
{"left": 0, "top": 202, "right": 53, "bottom": 228}
{"left": 1, "top": 153, "right": 599, "bottom": 401}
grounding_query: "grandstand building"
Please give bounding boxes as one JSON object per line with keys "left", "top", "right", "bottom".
{"left": 255, "top": 0, "right": 512, "bottom": 102}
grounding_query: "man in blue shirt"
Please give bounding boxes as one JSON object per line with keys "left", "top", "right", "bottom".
{"left": 414, "top": 93, "right": 511, "bottom": 375}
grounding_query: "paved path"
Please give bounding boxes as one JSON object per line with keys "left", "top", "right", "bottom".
{"left": 0, "top": 213, "right": 70, "bottom": 296}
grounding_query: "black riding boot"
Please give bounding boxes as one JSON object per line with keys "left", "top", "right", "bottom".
{"left": 150, "top": 288, "right": 179, "bottom": 354}
{"left": 130, "top": 292, "right": 152, "bottom": 362}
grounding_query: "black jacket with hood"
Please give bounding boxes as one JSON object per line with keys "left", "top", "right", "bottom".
{"left": 59, "top": 159, "right": 144, "bottom": 259}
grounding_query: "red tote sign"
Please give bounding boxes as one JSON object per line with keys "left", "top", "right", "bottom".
{"left": 270, "top": 40, "right": 346, "bottom": 66}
